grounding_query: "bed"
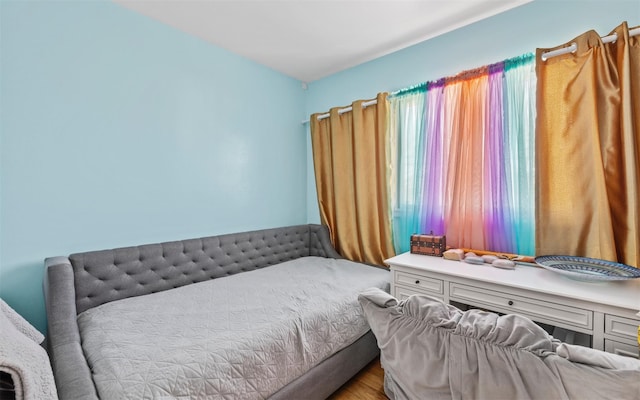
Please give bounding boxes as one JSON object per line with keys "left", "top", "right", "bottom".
{"left": 44, "top": 224, "right": 390, "bottom": 399}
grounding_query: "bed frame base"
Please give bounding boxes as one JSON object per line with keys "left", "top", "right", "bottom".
{"left": 270, "top": 330, "right": 379, "bottom": 400}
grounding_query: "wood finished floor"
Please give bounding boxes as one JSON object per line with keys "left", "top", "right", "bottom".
{"left": 327, "top": 357, "right": 388, "bottom": 400}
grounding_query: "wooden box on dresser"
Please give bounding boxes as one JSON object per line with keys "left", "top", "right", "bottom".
{"left": 386, "top": 252, "right": 640, "bottom": 358}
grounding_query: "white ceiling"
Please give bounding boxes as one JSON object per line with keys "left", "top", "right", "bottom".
{"left": 113, "top": 0, "right": 533, "bottom": 83}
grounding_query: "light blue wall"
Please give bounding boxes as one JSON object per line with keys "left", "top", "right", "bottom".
{"left": 0, "top": 1, "right": 307, "bottom": 332}
{"left": 305, "top": 0, "right": 640, "bottom": 223}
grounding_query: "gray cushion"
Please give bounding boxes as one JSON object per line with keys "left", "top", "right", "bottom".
{"left": 359, "top": 288, "right": 640, "bottom": 400}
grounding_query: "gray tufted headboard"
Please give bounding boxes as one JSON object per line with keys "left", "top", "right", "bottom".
{"left": 43, "top": 224, "right": 341, "bottom": 400}
{"left": 49, "top": 224, "right": 340, "bottom": 315}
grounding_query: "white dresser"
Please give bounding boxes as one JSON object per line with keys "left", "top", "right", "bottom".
{"left": 386, "top": 252, "right": 640, "bottom": 358}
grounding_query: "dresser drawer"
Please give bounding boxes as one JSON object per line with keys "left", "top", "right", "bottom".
{"left": 394, "top": 271, "right": 443, "bottom": 295}
{"left": 605, "top": 339, "right": 639, "bottom": 359}
{"left": 449, "top": 283, "right": 593, "bottom": 330}
{"left": 605, "top": 315, "right": 639, "bottom": 341}
{"left": 395, "top": 285, "right": 444, "bottom": 303}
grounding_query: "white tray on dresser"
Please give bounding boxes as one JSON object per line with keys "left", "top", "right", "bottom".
{"left": 386, "top": 252, "right": 640, "bottom": 358}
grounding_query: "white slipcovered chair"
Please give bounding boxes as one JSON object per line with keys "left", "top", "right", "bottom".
{"left": 0, "top": 299, "right": 58, "bottom": 400}
{"left": 358, "top": 288, "right": 640, "bottom": 400}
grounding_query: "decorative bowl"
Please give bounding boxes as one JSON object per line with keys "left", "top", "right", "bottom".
{"left": 534, "top": 255, "right": 640, "bottom": 282}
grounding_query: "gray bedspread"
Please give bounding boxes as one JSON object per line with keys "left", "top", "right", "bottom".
{"left": 77, "top": 257, "right": 389, "bottom": 399}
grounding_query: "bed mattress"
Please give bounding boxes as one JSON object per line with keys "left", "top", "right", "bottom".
{"left": 77, "top": 256, "right": 389, "bottom": 399}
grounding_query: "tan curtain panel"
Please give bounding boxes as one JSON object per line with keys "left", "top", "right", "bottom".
{"left": 310, "top": 93, "right": 395, "bottom": 266}
{"left": 536, "top": 22, "right": 640, "bottom": 266}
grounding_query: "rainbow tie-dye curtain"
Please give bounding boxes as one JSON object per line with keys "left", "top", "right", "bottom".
{"left": 388, "top": 54, "right": 536, "bottom": 255}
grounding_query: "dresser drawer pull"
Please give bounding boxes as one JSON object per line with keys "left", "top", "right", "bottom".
{"left": 508, "top": 300, "right": 514, "bottom": 306}
{"left": 415, "top": 280, "right": 420, "bottom": 284}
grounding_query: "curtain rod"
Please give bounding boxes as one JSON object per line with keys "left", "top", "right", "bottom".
{"left": 302, "top": 52, "right": 531, "bottom": 125}
{"left": 301, "top": 99, "right": 378, "bottom": 124}
{"left": 541, "top": 26, "right": 640, "bottom": 61}
{"left": 304, "top": 27, "right": 639, "bottom": 124}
